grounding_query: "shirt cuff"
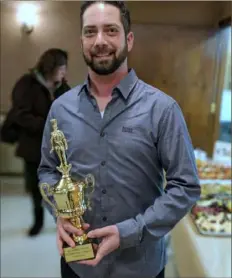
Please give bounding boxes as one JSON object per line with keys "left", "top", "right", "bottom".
{"left": 116, "top": 218, "right": 143, "bottom": 249}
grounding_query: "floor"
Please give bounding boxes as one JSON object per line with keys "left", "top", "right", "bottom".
{"left": 0, "top": 177, "right": 179, "bottom": 278}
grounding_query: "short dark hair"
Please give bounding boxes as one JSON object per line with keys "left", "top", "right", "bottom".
{"left": 35, "top": 48, "right": 68, "bottom": 78}
{"left": 80, "top": 1, "right": 131, "bottom": 35}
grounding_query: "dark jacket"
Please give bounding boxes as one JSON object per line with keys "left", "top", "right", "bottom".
{"left": 12, "top": 71, "right": 70, "bottom": 164}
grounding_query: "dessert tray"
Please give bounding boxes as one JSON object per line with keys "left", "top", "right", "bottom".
{"left": 191, "top": 181, "right": 231, "bottom": 237}
{"left": 196, "top": 160, "right": 231, "bottom": 180}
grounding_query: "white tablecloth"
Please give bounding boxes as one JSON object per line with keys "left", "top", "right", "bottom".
{"left": 171, "top": 215, "right": 231, "bottom": 278}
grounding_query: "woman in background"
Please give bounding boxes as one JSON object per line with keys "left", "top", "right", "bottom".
{"left": 11, "top": 48, "right": 70, "bottom": 236}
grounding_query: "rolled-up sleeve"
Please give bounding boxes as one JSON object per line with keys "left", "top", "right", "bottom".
{"left": 116, "top": 102, "right": 201, "bottom": 249}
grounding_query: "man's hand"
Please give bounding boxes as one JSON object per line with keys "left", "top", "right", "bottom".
{"left": 56, "top": 217, "right": 89, "bottom": 256}
{"left": 78, "top": 225, "right": 120, "bottom": 266}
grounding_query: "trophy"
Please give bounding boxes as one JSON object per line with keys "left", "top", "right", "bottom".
{"left": 39, "top": 119, "right": 96, "bottom": 263}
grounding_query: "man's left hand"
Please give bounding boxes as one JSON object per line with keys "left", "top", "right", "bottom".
{"left": 78, "top": 225, "right": 120, "bottom": 266}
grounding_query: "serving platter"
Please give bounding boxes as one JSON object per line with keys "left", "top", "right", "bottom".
{"left": 191, "top": 181, "right": 231, "bottom": 237}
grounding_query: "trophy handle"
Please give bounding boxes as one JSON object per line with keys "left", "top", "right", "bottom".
{"left": 39, "top": 183, "right": 57, "bottom": 215}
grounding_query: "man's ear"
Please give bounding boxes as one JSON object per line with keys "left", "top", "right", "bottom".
{"left": 127, "top": 31, "right": 134, "bottom": 52}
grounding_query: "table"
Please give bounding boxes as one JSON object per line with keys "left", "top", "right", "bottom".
{"left": 171, "top": 214, "right": 231, "bottom": 278}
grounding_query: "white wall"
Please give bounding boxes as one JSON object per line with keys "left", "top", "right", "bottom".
{"left": 220, "top": 89, "right": 231, "bottom": 122}
{"left": 219, "top": 27, "right": 231, "bottom": 123}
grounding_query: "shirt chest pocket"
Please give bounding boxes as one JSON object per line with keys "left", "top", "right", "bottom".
{"left": 107, "top": 120, "right": 155, "bottom": 158}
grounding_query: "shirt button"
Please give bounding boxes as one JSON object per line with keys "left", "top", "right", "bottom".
{"left": 100, "top": 131, "right": 105, "bottom": 137}
{"left": 102, "top": 189, "right": 107, "bottom": 194}
{"left": 101, "top": 161, "right": 106, "bottom": 166}
{"left": 102, "top": 216, "right": 107, "bottom": 221}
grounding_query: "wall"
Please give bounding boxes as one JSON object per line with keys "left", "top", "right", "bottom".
{"left": 215, "top": 1, "right": 232, "bottom": 22}
{"left": 0, "top": 1, "right": 225, "bottom": 174}
{"left": 0, "top": 1, "right": 86, "bottom": 113}
{"left": 128, "top": 24, "right": 219, "bottom": 155}
{"left": 220, "top": 27, "right": 231, "bottom": 123}
{"left": 0, "top": 1, "right": 223, "bottom": 113}
{"left": 127, "top": 1, "right": 219, "bottom": 26}
{"left": 0, "top": 1, "right": 85, "bottom": 175}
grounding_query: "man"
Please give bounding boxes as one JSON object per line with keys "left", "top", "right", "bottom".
{"left": 2, "top": 48, "right": 70, "bottom": 236}
{"left": 38, "top": 2, "right": 200, "bottom": 278}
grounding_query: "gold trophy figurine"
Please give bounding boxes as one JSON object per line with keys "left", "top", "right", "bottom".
{"left": 39, "top": 119, "right": 96, "bottom": 263}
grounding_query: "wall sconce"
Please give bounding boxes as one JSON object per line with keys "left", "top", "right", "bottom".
{"left": 17, "top": 3, "right": 38, "bottom": 34}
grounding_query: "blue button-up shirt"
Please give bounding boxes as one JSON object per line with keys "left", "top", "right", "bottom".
{"left": 38, "top": 69, "right": 200, "bottom": 278}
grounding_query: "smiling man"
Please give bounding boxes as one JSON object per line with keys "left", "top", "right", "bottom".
{"left": 81, "top": 1, "right": 131, "bottom": 76}
{"left": 38, "top": 1, "right": 201, "bottom": 278}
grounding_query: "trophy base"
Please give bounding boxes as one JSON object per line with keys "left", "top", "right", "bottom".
{"left": 63, "top": 242, "right": 95, "bottom": 263}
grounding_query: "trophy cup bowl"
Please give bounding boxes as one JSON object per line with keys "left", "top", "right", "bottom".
{"left": 39, "top": 119, "right": 96, "bottom": 263}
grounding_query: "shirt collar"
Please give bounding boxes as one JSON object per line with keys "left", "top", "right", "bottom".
{"left": 78, "top": 69, "right": 138, "bottom": 100}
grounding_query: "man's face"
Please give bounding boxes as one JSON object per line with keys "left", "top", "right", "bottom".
{"left": 81, "top": 3, "right": 134, "bottom": 75}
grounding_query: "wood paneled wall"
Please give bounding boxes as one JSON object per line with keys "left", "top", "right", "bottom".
{"left": 0, "top": 1, "right": 229, "bottom": 175}
{"left": 0, "top": 1, "right": 225, "bottom": 113}
{"left": 128, "top": 24, "right": 220, "bottom": 155}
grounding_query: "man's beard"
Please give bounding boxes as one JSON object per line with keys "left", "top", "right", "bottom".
{"left": 82, "top": 43, "right": 128, "bottom": 75}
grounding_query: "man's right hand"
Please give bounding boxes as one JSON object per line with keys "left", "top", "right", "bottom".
{"left": 56, "top": 217, "right": 90, "bottom": 256}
